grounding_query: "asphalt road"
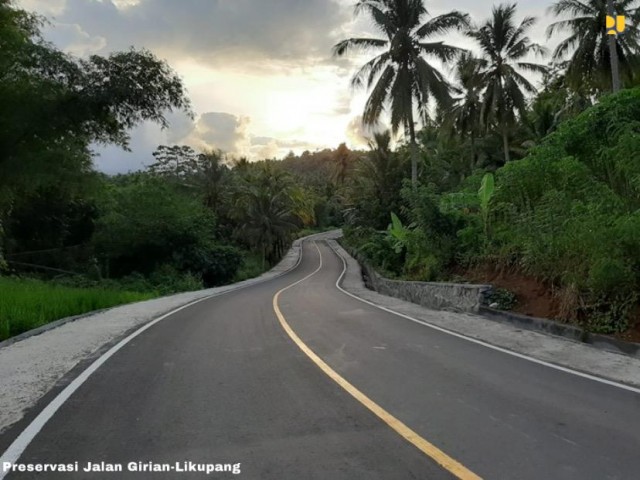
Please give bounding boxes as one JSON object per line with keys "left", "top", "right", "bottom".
{"left": 2, "top": 239, "right": 640, "bottom": 479}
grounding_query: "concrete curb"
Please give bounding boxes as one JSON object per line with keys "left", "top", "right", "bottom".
{"left": 334, "top": 237, "right": 640, "bottom": 360}
{"left": 480, "top": 307, "right": 640, "bottom": 359}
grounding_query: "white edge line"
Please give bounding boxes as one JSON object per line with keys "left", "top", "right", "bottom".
{"left": 324, "top": 240, "right": 640, "bottom": 396}
{"left": 0, "top": 233, "right": 326, "bottom": 477}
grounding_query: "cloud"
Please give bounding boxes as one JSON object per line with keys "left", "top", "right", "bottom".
{"left": 346, "top": 116, "right": 377, "bottom": 148}
{"left": 26, "top": 0, "right": 351, "bottom": 69}
{"left": 182, "top": 112, "right": 251, "bottom": 156}
{"left": 46, "top": 23, "right": 106, "bottom": 56}
{"left": 92, "top": 121, "right": 165, "bottom": 174}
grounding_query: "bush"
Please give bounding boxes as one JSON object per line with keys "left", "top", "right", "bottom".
{"left": 148, "top": 265, "right": 203, "bottom": 295}
{"left": 94, "top": 177, "right": 217, "bottom": 278}
{"left": 174, "top": 243, "right": 243, "bottom": 287}
{"left": 476, "top": 88, "right": 640, "bottom": 331}
{"left": 342, "top": 226, "right": 404, "bottom": 277}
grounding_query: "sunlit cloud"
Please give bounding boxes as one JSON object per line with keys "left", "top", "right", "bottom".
{"left": 18, "top": 0, "right": 562, "bottom": 172}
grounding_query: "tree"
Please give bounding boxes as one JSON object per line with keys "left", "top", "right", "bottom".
{"left": 351, "top": 131, "right": 407, "bottom": 228}
{"left": 232, "top": 163, "right": 298, "bottom": 268}
{"left": 195, "top": 150, "right": 230, "bottom": 213}
{"left": 0, "top": 0, "right": 191, "bottom": 265}
{"left": 333, "top": 0, "right": 469, "bottom": 186}
{"left": 467, "top": 3, "right": 547, "bottom": 164}
{"left": 547, "top": 0, "right": 640, "bottom": 92}
{"left": 445, "top": 52, "right": 486, "bottom": 167}
{"left": 149, "top": 145, "right": 198, "bottom": 178}
{"left": 93, "top": 177, "right": 217, "bottom": 278}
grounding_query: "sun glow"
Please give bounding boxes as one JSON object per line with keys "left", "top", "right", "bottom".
{"left": 175, "top": 59, "right": 357, "bottom": 156}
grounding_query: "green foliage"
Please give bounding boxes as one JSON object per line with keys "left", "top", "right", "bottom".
{"left": 488, "top": 288, "right": 517, "bottom": 311}
{"left": 478, "top": 173, "right": 494, "bottom": 239}
{"left": 387, "top": 213, "right": 412, "bottom": 254}
{"left": 347, "top": 87, "right": 640, "bottom": 333}
{"left": 485, "top": 88, "right": 640, "bottom": 330}
{"left": 232, "top": 251, "right": 266, "bottom": 283}
{"left": 93, "top": 177, "right": 217, "bottom": 277}
{"left": 232, "top": 162, "right": 299, "bottom": 267}
{"left": 148, "top": 265, "right": 204, "bottom": 295}
{"left": 348, "top": 131, "right": 407, "bottom": 229}
{"left": 466, "top": 3, "right": 547, "bottom": 163}
{"left": 342, "top": 226, "right": 404, "bottom": 277}
{"left": 0, "top": 276, "right": 154, "bottom": 341}
{"left": 0, "top": 8, "right": 190, "bottom": 197}
{"left": 546, "top": 87, "right": 640, "bottom": 206}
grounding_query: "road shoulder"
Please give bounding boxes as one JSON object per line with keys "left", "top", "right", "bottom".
{"left": 327, "top": 239, "right": 640, "bottom": 390}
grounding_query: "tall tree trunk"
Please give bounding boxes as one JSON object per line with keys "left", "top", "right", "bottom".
{"left": 607, "top": 0, "right": 622, "bottom": 92}
{"left": 502, "top": 125, "right": 511, "bottom": 163}
{"left": 407, "top": 113, "right": 419, "bottom": 187}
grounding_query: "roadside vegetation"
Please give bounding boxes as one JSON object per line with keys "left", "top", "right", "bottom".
{"left": 2, "top": 0, "right": 640, "bottom": 340}
{"left": 335, "top": 0, "right": 640, "bottom": 336}
{"left": 0, "top": 277, "right": 153, "bottom": 341}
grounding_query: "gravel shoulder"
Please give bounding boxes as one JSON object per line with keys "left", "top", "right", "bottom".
{"left": 327, "top": 238, "right": 640, "bottom": 390}
{"left": 0, "top": 236, "right": 306, "bottom": 434}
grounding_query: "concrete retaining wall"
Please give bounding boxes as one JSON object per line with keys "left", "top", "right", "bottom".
{"left": 345, "top": 246, "right": 493, "bottom": 314}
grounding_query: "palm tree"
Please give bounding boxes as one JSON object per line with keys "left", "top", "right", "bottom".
{"left": 233, "top": 163, "right": 297, "bottom": 268}
{"left": 547, "top": 0, "right": 640, "bottom": 92}
{"left": 467, "top": 3, "right": 547, "bottom": 164}
{"left": 351, "top": 130, "right": 406, "bottom": 228}
{"left": 195, "top": 149, "right": 229, "bottom": 214}
{"left": 444, "top": 52, "right": 486, "bottom": 167}
{"left": 333, "top": 0, "right": 469, "bottom": 186}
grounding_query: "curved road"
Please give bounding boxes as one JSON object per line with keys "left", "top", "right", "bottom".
{"left": 2, "top": 239, "right": 640, "bottom": 479}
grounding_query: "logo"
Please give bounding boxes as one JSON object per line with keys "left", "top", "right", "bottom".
{"left": 606, "top": 15, "right": 626, "bottom": 35}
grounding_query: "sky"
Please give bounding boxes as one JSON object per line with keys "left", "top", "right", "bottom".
{"left": 18, "top": 0, "right": 561, "bottom": 173}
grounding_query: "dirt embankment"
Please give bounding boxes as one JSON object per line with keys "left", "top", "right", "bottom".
{"left": 458, "top": 265, "right": 640, "bottom": 344}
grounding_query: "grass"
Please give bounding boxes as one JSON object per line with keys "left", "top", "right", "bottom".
{"left": 0, "top": 276, "right": 155, "bottom": 341}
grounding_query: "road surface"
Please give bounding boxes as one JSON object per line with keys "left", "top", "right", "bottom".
{"left": 1, "top": 239, "right": 639, "bottom": 479}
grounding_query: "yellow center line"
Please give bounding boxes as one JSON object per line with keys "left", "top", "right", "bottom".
{"left": 272, "top": 241, "right": 482, "bottom": 480}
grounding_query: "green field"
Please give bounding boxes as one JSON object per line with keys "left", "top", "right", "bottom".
{"left": 0, "top": 277, "right": 155, "bottom": 341}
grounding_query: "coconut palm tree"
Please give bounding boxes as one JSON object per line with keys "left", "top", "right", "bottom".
{"left": 467, "top": 3, "right": 547, "bottom": 164}
{"left": 333, "top": 0, "right": 469, "bottom": 186}
{"left": 233, "top": 163, "right": 298, "bottom": 267}
{"left": 350, "top": 130, "right": 407, "bottom": 228}
{"left": 444, "top": 52, "right": 486, "bottom": 167}
{"left": 547, "top": 0, "right": 640, "bottom": 92}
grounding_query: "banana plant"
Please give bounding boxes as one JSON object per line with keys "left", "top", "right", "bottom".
{"left": 387, "top": 212, "right": 414, "bottom": 254}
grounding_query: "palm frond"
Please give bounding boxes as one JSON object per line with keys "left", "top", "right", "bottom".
{"left": 363, "top": 64, "right": 395, "bottom": 127}
{"left": 415, "top": 11, "right": 470, "bottom": 38}
{"left": 350, "top": 52, "right": 391, "bottom": 90}
{"left": 354, "top": 0, "right": 395, "bottom": 37}
{"left": 332, "top": 37, "right": 388, "bottom": 57}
